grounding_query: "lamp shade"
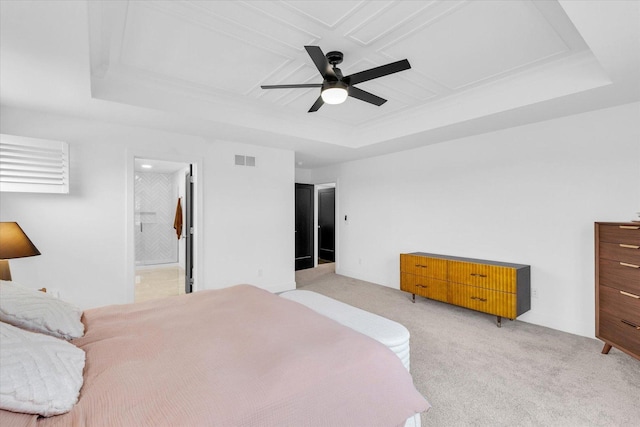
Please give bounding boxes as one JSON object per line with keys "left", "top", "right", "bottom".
{"left": 0, "top": 222, "right": 41, "bottom": 259}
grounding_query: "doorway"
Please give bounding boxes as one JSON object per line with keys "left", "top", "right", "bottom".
{"left": 133, "top": 158, "right": 193, "bottom": 302}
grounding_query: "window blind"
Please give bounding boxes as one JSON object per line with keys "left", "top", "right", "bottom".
{"left": 0, "top": 134, "right": 69, "bottom": 194}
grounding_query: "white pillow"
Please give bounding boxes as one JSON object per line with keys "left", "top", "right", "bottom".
{"left": 0, "top": 322, "right": 85, "bottom": 416}
{"left": 0, "top": 281, "right": 84, "bottom": 340}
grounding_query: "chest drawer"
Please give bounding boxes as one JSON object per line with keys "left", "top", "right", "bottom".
{"left": 598, "top": 312, "right": 640, "bottom": 357}
{"left": 400, "top": 254, "right": 447, "bottom": 279}
{"left": 599, "top": 242, "right": 640, "bottom": 265}
{"left": 599, "top": 258, "right": 640, "bottom": 295}
{"left": 400, "top": 273, "right": 448, "bottom": 303}
{"left": 599, "top": 285, "right": 640, "bottom": 326}
{"left": 599, "top": 224, "right": 640, "bottom": 245}
{"left": 448, "top": 261, "right": 516, "bottom": 293}
{"left": 448, "top": 283, "right": 517, "bottom": 318}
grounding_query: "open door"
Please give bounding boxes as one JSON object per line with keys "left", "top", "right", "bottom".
{"left": 295, "top": 183, "right": 314, "bottom": 270}
{"left": 184, "top": 165, "right": 194, "bottom": 293}
{"left": 318, "top": 187, "right": 335, "bottom": 262}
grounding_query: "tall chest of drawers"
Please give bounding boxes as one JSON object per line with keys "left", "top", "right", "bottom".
{"left": 595, "top": 222, "right": 640, "bottom": 360}
{"left": 400, "top": 252, "right": 530, "bottom": 327}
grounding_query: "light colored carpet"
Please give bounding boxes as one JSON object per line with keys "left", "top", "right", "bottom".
{"left": 295, "top": 264, "right": 640, "bottom": 426}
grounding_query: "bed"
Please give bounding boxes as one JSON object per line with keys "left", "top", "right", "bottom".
{"left": 0, "top": 283, "right": 429, "bottom": 426}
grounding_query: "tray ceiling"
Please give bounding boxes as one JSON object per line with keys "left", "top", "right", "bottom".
{"left": 2, "top": 1, "right": 637, "bottom": 168}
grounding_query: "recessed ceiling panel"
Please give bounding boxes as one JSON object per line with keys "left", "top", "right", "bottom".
{"left": 282, "top": 1, "right": 365, "bottom": 28}
{"left": 382, "top": 0, "right": 570, "bottom": 90}
{"left": 120, "top": 2, "right": 290, "bottom": 95}
{"left": 347, "top": 1, "right": 434, "bottom": 46}
{"left": 185, "top": 1, "right": 319, "bottom": 50}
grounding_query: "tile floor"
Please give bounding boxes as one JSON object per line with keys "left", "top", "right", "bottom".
{"left": 135, "top": 264, "right": 185, "bottom": 303}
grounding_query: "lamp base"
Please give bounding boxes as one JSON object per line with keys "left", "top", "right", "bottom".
{"left": 0, "top": 259, "right": 11, "bottom": 281}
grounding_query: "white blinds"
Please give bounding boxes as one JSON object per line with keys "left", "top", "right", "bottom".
{"left": 0, "top": 134, "right": 69, "bottom": 194}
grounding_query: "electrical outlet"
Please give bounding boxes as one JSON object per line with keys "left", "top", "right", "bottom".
{"left": 532, "top": 288, "right": 539, "bottom": 299}
{"left": 258, "top": 269, "right": 263, "bottom": 277}
{"left": 358, "top": 258, "right": 362, "bottom": 265}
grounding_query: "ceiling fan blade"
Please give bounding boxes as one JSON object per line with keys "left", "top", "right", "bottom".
{"left": 261, "top": 84, "right": 322, "bottom": 89}
{"left": 308, "top": 96, "right": 324, "bottom": 112}
{"left": 345, "top": 59, "right": 411, "bottom": 85}
{"left": 305, "top": 46, "right": 337, "bottom": 80}
{"left": 348, "top": 86, "right": 387, "bottom": 106}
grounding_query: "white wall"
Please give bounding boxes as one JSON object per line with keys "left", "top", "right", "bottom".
{"left": 0, "top": 107, "right": 295, "bottom": 309}
{"left": 308, "top": 102, "right": 640, "bottom": 338}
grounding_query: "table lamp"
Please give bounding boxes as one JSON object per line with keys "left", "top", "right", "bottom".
{"left": 0, "top": 222, "right": 41, "bottom": 281}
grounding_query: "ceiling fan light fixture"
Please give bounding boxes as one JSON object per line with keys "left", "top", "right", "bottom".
{"left": 321, "top": 81, "right": 348, "bottom": 104}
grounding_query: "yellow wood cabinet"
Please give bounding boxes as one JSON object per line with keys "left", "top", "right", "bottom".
{"left": 400, "top": 252, "right": 530, "bottom": 327}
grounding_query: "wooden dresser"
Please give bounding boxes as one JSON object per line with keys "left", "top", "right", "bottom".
{"left": 595, "top": 222, "right": 640, "bottom": 360}
{"left": 400, "top": 252, "right": 530, "bottom": 327}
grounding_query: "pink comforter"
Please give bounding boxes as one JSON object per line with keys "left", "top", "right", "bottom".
{"left": 3, "top": 285, "right": 428, "bottom": 426}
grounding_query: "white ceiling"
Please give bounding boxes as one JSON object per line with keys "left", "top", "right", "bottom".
{"left": 1, "top": 1, "right": 639, "bottom": 168}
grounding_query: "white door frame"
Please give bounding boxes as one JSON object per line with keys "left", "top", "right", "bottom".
{"left": 125, "top": 150, "right": 204, "bottom": 303}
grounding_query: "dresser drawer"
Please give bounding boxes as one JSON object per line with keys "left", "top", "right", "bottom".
{"left": 599, "top": 285, "right": 640, "bottom": 326}
{"left": 599, "top": 224, "right": 640, "bottom": 245}
{"left": 400, "top": 273, "right": 448, "bottom": 302}
{"left": 598, "top": 312, "right": 640, "bottom": 358}
{"left": 448, "top": 261, "right": 516, "bottom": 293}
{"left": 448, "top": 283, "right": 517, "bottom": 318}
{"left": 400, "top": 254, "right": 447, "bottom": 279}
{"left": 599, "top": 242, "right": 640, "bottom": 265}
{"left": 599, "top": 258, "right": 640, "bottom": 295}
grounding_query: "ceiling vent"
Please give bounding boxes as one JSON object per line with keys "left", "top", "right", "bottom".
{"left": 235, "top": 155, "right": 255, "bottom": 167}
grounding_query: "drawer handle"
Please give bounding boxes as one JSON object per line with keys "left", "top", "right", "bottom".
{"left": 620, "top": 262, "right": 639, "bottom": 269}
{"left": 415, "top": 264, "right": 428, "bottom": 268}
{"left": 470, "top": 273, "right": 487, "bottom": 278}
{"left": 620, "top": 290, "right": 640, "bottom": 299}
{"left": 619, "top": 244, "right": 640, "bottom": 249}
{"left": 471, "top": 296, "right": 487, "bottom": 302}
{"left": 619, "top": 225, "right": 640, "bottom": 230}
{"left": 416, "top": 284, "right": 428, "bottom": 288}
{"left": 621, "top": 319, "right": 640, "bottom": 330}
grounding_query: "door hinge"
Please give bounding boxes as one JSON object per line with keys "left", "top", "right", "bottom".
{"left": 190, "top": 227, "right": 194, "bottom": 234}
{"left": 190, "top": 176, "right": 195, "bottom": 184}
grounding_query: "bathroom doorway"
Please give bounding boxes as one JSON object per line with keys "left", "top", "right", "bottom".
{"left": 134, "top": 158, "right": 192, "bottom": 302}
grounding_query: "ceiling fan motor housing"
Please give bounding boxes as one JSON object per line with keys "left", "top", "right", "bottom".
{"left": 325, "top": 51, "right": 344, "bottom": 66}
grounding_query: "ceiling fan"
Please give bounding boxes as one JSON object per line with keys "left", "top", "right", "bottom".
{"left": 261, "top": 46, "right": 411, "bottom": 113}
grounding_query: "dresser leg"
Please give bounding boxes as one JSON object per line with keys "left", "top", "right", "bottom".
{"left": 601, "top": 343, "right": 612, "bottom": 354}
{"left": 412, "top": 293, "right": 415, "bottom": 303}
{"left": 496, "top": 316, "right": 502, "bottom": 328}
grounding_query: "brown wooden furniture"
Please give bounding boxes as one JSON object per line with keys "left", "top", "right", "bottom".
{"left": 400, "top": 252, "right": 530, "bottom": 327}
{"left": 595, "top": 222, "right": 640, "bottom": 360}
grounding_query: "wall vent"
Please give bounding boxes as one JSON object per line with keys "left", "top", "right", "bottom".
{"left": 0, "top": 134, "right": 69, "bottom": 194}
{"left": 235, "top": 155, "right": 256, "bottom": 167}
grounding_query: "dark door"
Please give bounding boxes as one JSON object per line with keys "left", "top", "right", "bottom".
{"left": 184, "top": 166, "right": 194, "bottom": 293}
{"left": 318, "top": 187, "right": 335, "bottom": 262}
{"left": 295, "top": 183, "right": 314, "bottom": 270}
